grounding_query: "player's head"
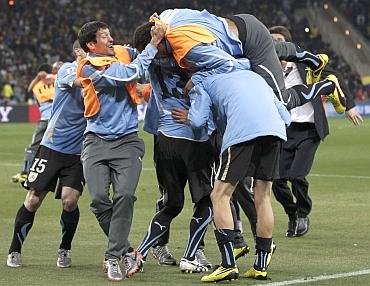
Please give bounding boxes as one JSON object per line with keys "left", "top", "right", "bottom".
{"left": 52, "top": 61, "right": 63, "bottom": 74}
{"left": 133, "top": 22, "right": 168, "bottom": 57}
{"left": 37, "top": 63, "right": 52, "bottom": 74}
{"left": 78, "top": 21, "right": 114, "bottom": 56}
{"left": 72, "top": 40, "right": 87, "bottom": 60}
{"left": 269, "top": 25, "right": 292, "bottom": 42}
{"left": 133, "top": 22, "right": 154, "bottom": 52}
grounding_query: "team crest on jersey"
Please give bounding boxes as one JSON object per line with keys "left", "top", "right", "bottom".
{"left": 27, "top": 171, "right": 38, "bottom": 183}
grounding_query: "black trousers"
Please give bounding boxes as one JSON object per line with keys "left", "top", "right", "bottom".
{"left": 272, "top": 122, "right": 320, "bottom": 219}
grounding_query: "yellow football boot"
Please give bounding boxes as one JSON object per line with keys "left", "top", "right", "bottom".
{"left": 201, "top": 266, "right": 238, "bottom": 283}
{"left": 306, "top": 53, "right": 329, "bottom": 84}
{"left": 326, "top": 74, "right": 347, "bottom": 114}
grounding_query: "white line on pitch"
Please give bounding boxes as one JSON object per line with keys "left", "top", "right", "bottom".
{"left": 309, "top": 173, "right": 370, "bottom": 179}
{"left": 254, "top": 269, "right": 370, "bottom": 286}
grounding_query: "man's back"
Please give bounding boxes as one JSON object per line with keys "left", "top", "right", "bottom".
{"left": 159, "top": 8, "right": 242, "bottom": 57}
{"left": 148, "top": 59, "right": 208, "bottom": 141}
{"left": 190, "top": 70, "right": 290, "bottom": 153}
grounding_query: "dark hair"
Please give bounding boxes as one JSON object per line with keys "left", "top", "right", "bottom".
{"left": 37, "top": 63, "right": 52, "bottom": 73}
{"left": 268, "top": 25, "right": 292, "bottom": 42}
{"left": 78, "top": 21, "right": 109, "bottom": 52}
{"left": 133, "top": 22, "right": 154, "bottom": 51}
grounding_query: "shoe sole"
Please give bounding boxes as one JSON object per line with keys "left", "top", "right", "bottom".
{"left": 57, "top": 264, "right": 71, "bottom": 268}
{"left": 158, "top": 261, "right": 177, "bottom": 266}
{"left": 7, "top": 264, "right": 22, "bottom": 268}
{"left": 202, "top": 272, "right": 239, "bottom": 283}
{"left": 107, "top": 277, "right": 123, "bottom": 282}
{"left": 181, "top": 269, "right": 207, "bottom": 274}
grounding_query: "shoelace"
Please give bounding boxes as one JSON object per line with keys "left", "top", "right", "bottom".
{"left": 156, "top": 246, "right": 172, "bottom": 259}
{"left": 110, "top": 261, "right": 120, "bottom": 274}
{"left": 59, "top": 250, "right": 68, "bottom": 263}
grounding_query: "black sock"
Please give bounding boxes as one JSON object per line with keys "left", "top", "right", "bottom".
{"left": 9, "top": 204, "right": 35, "bottom": 253}
{"left": 214, "top": 228, "right": 236, "bottom": 268}
{"left": 183, "top": 197, "right": 212, "bottom": 260}
{"left": 59, "top": 207, "right": 80, "bottom": 250}
{"left": 254, "top": 237, "right": 272, "bottom": 270}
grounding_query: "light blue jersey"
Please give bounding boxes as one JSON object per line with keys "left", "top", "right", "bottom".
{"left": 188, "top": 70, "right": 291, "bottom": 154}
{"left": 143, "top": 90, "right": 159, "bottom": 135}
{"left": 147, "top": 58, "right": 208, "bottom": 141}
{"left": 39, "top": 102, "right": 53, "bottom": 120}
{"left": 160, "top": 8, "right": 242, "bottom": 56}
{"left": 41, "top": 61, "right": 86, "bottom": 155}
{"left": 159, "top": 9, "right": 251, "bottom": 83}
{"left": 81, "top": 44, "right": 157, "bottom": 140}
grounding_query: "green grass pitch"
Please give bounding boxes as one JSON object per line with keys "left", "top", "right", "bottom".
{"left": 0, "top": 118, "right": 369, "bottom": 285}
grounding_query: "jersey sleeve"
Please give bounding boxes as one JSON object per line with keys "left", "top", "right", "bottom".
{"left": 183, "top": 44, "right": 251, "bottom": 82}
{"left": 57, "top": 63, "right": 77, "bottom": 88}
{"left": 81, "top": 43, "right": 158, "bottom": 89}
{"left": 188, "top": 84, "right": 212, "bottom": 129}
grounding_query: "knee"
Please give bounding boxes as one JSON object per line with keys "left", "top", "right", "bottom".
{"left": 62, "top": 198, "right": 78, "bottom": 212}
{"left": 113, "top": 192, "right": 137, "bottom": 205}
{"left": 24, "top": 191, "right": 42, "bottom": 211}
{"left": 210, "top": 188, "right": 227, "bottom": 204}
{"left": 162, "top": 206, "right": 182, "bottom": 218}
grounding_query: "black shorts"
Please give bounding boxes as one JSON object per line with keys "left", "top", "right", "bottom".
{"left": 25, "top": 145, "right": 84, "bottom": 199}
{"left": 216, "top": 136, "right": 281, "bottom": 184}
{"left": 155, "top": 134, "right": 213, "bottom": 207}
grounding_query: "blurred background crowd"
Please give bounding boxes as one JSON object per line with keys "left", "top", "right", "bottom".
{"left": 0, "top": 0, "right": 369, "bottom": 105}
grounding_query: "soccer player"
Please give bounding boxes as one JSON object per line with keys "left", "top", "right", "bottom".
{"left": 134, "top": 8, "right": 346, "bottom": 113}
{"left": 269, "top": 25, "right": 363, "bottom": 237}
{"left": 184, "top": 68, "right": 291, "bottom": 282}
{"left": 76, "top": 21, "right": 165, "bottom": 281}
{"left": 11, "top": 63, "right": 57, "bottom": 184}
{"left": 7, "top": 41, "right": 87, "bottom": 268}
{"left": 132, "top": 56, "right": 214, "bottom": 274}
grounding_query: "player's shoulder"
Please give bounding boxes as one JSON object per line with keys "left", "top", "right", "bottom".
{"left": 58, "top": 61, "right": 77, "bottom": 76}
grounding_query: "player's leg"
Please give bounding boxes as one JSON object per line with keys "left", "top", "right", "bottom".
{"left": 272, "top": 132, "right": 297, "bottom": 237}
{"left": 245, "top": 136, "right": 280, "bottom": 280}
{"left": 180, "top": 140, "right": 214, "bottom": 273}
{"left": 245, "top": 179, "right": 275, "bottom": 279}
{"left": 134, "top": 135, "right": 187, "bottom": 275}
{"left": 289, "top": 127, "right": 320, "bottom": 237}
{"left": 7, "top": 189, "right": 49, "bottom": 267}
{"left": 106, "top": 134, "right": 145, "bottom": 280}
{"left": 56, "top": 155, "right": 84, "bottom": 268}
{"left": 180, "top": 196, "right": 212, "bottom": 273}
{"left": 230, "top": 14, "right": 343, "bottom": 111}
{"left": 233, "top": 176, "right": 257, "bottom": 238}
{"left": 203, "top": 142, "right": 259, "bottom": 283}
{"left": 12, "top": 120, "right": 48, "bottom": 183}
{"left": 8, "top": 145, "right": 57, "bottom": 267}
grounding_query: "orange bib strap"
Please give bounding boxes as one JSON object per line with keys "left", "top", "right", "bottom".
{"left": 150, "top": 17, "right": 216, "bottom": 68}
{"left": 76, "top": 45, "right": 140, "bottom": 118}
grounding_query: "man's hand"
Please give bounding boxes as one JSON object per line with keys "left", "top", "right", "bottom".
{"left": 184, "top": 79, "right": 194, "bottom": 98}
{"left": 37, "top": 71, "right": 48, "bottom": 79}
{"left": 346, "top": 107, "right": 363, "bottom": 126}
{"left": 172, "top": 107, "right": 189, "bottom": 124}
{"left": 150, "top": 23, "right": 167, "bottom": 47}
